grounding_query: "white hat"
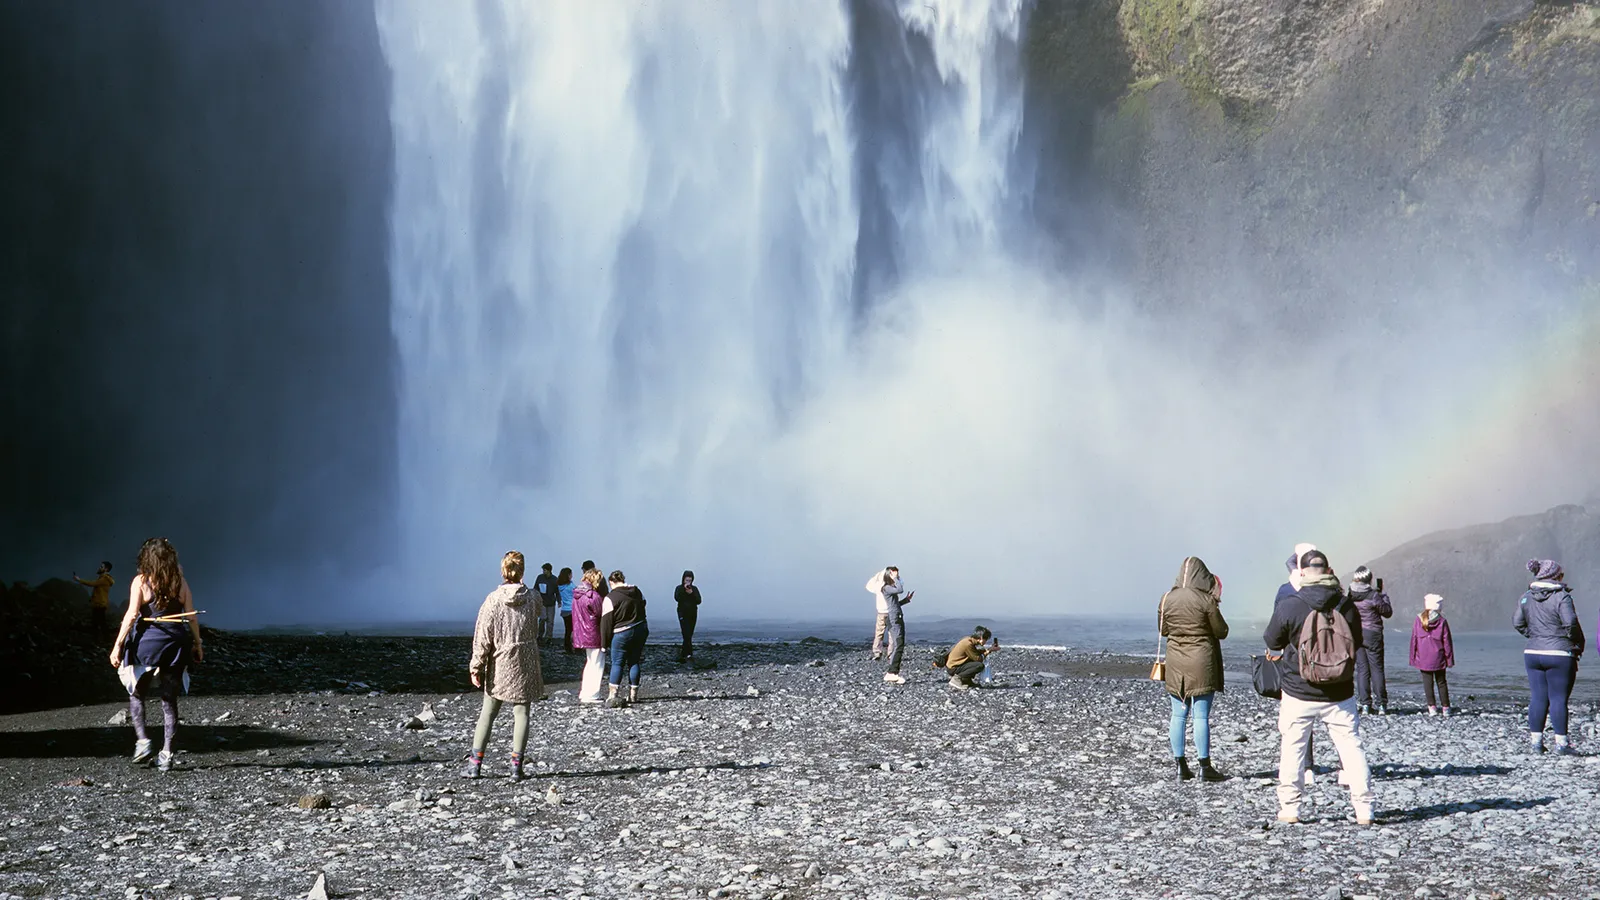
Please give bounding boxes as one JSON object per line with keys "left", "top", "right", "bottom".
{"left": 1424, "top": 593, "right": 1443, "bottom": 612}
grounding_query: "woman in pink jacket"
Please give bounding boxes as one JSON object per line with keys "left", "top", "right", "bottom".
{"left": 571, "top": 568, "right": 607, "bottom": 704}
{"left": 1409, "top": 593, "right": 1455, "bottom": 716}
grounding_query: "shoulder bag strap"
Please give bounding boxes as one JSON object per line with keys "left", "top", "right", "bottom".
{"left": 1157, "top": 592, "right": 1169, "bottom": 661}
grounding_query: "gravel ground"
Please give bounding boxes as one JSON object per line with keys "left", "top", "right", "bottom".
{"left": 1, "top": 639, "right": 1597, "bottom": 900}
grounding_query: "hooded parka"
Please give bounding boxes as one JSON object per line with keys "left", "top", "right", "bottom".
{"left": 1159, "top": 557, "right": 1230, "bottom": 699}
{"left": 470, "top": 583, "right": 544, "bottom": 703}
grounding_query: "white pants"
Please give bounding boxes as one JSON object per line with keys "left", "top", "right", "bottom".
{"left": 1277, "top": 695, "right": 1374, "bottom": 817}
{"left": 579, "top": 649, "right": 607, "bottom": 703}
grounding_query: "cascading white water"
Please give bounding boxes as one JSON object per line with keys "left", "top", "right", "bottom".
{"left": 377, "top": 0, "right": 1034, "bottom": 609}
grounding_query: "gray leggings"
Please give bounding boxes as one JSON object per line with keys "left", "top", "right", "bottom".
{"left": 472, "top": 694, "right": 529, "bottom": 755}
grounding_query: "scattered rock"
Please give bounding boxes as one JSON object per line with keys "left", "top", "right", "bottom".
{"left": 298, "top": 794, "right": 332, "bottom": 810}
{"left": 307, "top": 872, "right": 330, "bottom": 900}
{"left": 107, "top": 710, "right": 128, "bottom": 726}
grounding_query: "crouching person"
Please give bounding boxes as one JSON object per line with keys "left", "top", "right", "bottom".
{"left": 945, "top": 626, "right": 997, "bottom": 690}
{"left": 1264, "top": 550, "right": 1374, "bottom": 825}
{"left": 465, "top": 551, "right": 544, "bottom": 781}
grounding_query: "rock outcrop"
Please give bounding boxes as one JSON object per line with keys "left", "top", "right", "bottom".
{"left": 1029, "top": 0, "right": 1600, "bottom": 325}
{"left": 1364, "top": 498, "right": 1600, "bottom": 630}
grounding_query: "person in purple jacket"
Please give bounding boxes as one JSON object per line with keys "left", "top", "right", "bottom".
{"left": 1348, "top": 567, "right": 1393, "bottom": 715}
{"left": 1409, "top": 593, "right": 1455, "bottom": 716}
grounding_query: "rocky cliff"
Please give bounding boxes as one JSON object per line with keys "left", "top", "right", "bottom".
{"left": 1028, "top": 0, "right": 1600, "bottom": 327}
{"left": 1363, "top": 498, "right": 1599, "bottom": 630}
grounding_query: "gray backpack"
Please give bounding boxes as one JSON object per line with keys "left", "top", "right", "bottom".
{"left": 1297, "top": 607, "right": 1356, "bottom": 684}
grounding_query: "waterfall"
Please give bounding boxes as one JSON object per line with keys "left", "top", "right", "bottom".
{"left": 378, "top": 0, "right": 1031, "bottom": 607}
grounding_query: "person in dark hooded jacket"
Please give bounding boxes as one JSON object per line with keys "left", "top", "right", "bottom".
{"left": 1347, "top": 566, "right": 1392, "bottom": 714}
{"left": 1263, "top": 550, "right": 1373, "bottom": 826}
{"left": 601, "top": 570, "right": 649, "bottom": 708}
{"left": 1515, "top": 559, "right": 1582, "bottom": 754}
{"left": 1159, "top": 557, "right": 1229, "bottom": 782}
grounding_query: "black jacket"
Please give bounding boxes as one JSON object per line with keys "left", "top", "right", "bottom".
{"left": 533, "top": 572, "right": 559, "bottom": 605}
{"left": 1264, "top": 578, "right": 1363, "bottom": 703}
{"left": 675, "top": 584, "right": 702, "bottom": 609}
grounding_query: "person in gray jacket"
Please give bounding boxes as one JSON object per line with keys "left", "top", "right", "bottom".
{"left": 1347, "top": 567, "right": 1392, "bottom": 715}
{"left": 1515, "top": 559, "right": 1583, "bottom": 754}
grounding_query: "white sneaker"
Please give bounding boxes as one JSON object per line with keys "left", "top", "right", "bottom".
{"left": 1354, "top": 807, "right": 1374, "bottom": 826}
{"left": 1426, "top": 706, "right": 1438, "bottom": 717}
{"left": 883, "top": 673, "right": 906, "bottom": 684}
{"left": 132, "top": 739, "right": 153, "bottom": 764}
{"left": 948, "top": 677, "right": 970, "bottom": 691}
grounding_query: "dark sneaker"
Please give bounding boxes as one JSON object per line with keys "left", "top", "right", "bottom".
{"left": 509, "top": 757, "right": 525, "bottom": 781}
{"left": 462, "top": 756, "right": 482, "bottom": 779}
{"left": 1555, "top": 743, "right": 1577, "bottom": 756}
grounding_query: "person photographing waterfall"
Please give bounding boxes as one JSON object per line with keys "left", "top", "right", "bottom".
{"left": 866, "top": 566, "right": 913, "bottom": 684}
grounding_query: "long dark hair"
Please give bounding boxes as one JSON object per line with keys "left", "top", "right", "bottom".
{"left": 557, "top": 567, "right": 572, "bottom": 586}
{"left": 136, "top": 537, "right": 183, "bottom": 615}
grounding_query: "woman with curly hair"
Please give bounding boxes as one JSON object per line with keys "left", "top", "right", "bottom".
{"left": 108, "top": 538, "right": 203, "bottom": 772}
{"left": 464, "top": 551, "right": 543, "bottom": 780}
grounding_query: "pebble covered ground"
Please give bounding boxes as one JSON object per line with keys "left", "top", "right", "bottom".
{"left": 1, "top": 639, "right": 1597, "bottom": 900}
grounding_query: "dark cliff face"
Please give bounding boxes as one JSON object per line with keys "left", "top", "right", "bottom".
{"left": 1365, "top": 502, "right": 1599, "bottom": 631}
{"left": 1026, "top": 0, "right": 1600, "bottom": 330}
{"left": 0, "top": 2, "right": 396, "bottom": 609}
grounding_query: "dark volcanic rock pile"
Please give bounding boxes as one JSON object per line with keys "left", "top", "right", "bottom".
{"left": 2, "top": 643, "right": 1598, "bottom": 899}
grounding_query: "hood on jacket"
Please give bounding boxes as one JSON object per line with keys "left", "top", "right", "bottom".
{"left": 1171, "top": 557, "right": 1217, "bottom": 596}
{"left": 1417, "top": 610, "right": 1442, "bottom": 627}
{"left": 1296, "top": 574, "right": 1344, "bottom": 612}
{"left": 491, "top": 583, "right": 535, "bottom": 607}
{"left": 1347, "top": 582, "right": 1375, "bottom": 599}
{"left": 1528, "top": 581, "right": 1569, "bottom": 599}
{"left": 609, "top": 584, "right": 644, "bottom": 604}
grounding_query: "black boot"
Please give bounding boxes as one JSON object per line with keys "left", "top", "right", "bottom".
{"left": 1198, "top": 758, "right": 1226, "bottom": 782}
{"left": 1176, "top": 757, "right": 1194, "bottom": 781}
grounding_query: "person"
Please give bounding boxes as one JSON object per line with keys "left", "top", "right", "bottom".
{"left": 1348, "top": 566, "right": 1393, "bottom": 715}
{"left": 675, "top": 570, "right": 702, "bottom": 664}
{"left": 533, "top": 563, "right": 558, "bottom": 642}
{"left": 464, "top": 551, "right": 543, "bottom": 780}
{"left": 1515, "top": 559, "right": 1582, "bottom": 754}
{"left": 582, "top": 560, "right": 609, "bottom": 599}
{"left": 1263, "top": 549, "right": 1373, "bottom": 826}
{"left": 601, "top": 570, "right": 648, "bottom": 708}
{"left": 1160, "top": 556, "right": 1229, "bottom": 782}
{"left": 557, "top": 567, "right": 575, "bottom": 655}
{"left": 107, "top": 538, "right": 203, "bottom": 773}
{"left": 1274, "top": 542, "right": 1318, "bottom": 604}
{"left": 1273, "top": 543, "right": 1319, "bottom": 787}
{"left": 866, "top": 567, "right": 893, "bottom": 660}
{"left": 571, "top": 568, "right": 607, "bottom": 704}
{"left": 1409, "top": 593, "right": 1455, "bottom": 716}
{"left": 74, "top": 560, "right": 114, "bottom": 635}
{"left": 945, "top": 625, "right": 998, "bottom": 690}
{"left": 868, "top": 566, "right": 913, "bottom": 684}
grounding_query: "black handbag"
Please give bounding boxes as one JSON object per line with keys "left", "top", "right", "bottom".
{"left": 1251, "top": 652, "right": 1284, "bottom": 699}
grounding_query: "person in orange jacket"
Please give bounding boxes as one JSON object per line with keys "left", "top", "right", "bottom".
{"left": 74, "top": 561, "right": 115, "bottom": 635}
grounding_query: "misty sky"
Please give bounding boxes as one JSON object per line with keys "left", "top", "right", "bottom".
{"left": 3, "top": 1, "right": 1595, "bottom": 628}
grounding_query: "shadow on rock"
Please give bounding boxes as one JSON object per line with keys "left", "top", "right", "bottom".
{"left": 539, "top": 760, "right": 774, "bottom": 780}
{"left": 1375, "top": 764, "right": 1514, "bottom": 780}
{"left": 0, "top": 725, "right": 321, "bottom": 759}
{"left": 1381, "top": 796, "right": 1554, "bottom": 823}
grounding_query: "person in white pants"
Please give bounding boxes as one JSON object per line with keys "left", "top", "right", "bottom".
{"left": 1263, "top": 549, "right": 1375, "bottom": 825}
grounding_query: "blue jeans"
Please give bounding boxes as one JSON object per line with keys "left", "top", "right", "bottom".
{"left": 609, "top": 624, "right": 649, "bottom": 687}
{"left": 1526, "top": 653, "right": 1576, "bottom": 736}
{"left": 1169, "top": 692, "right": 1214, "bottom": 759}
